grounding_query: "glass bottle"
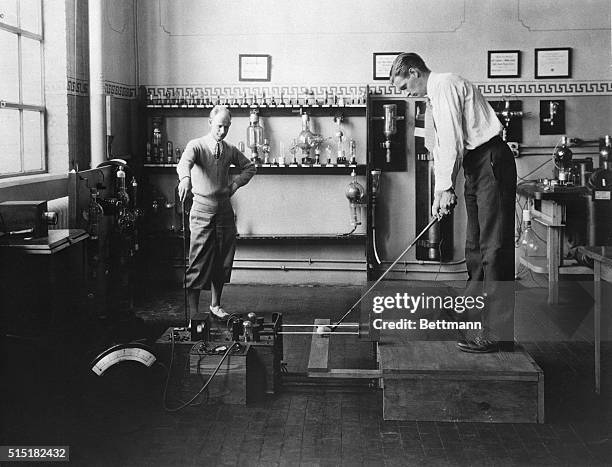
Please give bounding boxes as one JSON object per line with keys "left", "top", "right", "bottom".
{"left": 349, "top": 139, "right": 357, "bottom": 165}
{"left": 88, "top": 188, "right": 104, "bottom": 240}
{"left": 335, "top": 115, "right": 347, "bottom": 164}
{"left": 116, "top": 165, "right": 129, "bottom": 207}
{"left": 151, "top": 117, "right": 163, "bottom": 164}
{"left": 553, "top": 136, "right": 573, "bottom": 183}
{"left": 261, "top": 138, "right": 271, "bottom": 164}
{"left": 145, "top": 142, "right": 152, "bottom": 164}
{"left": 166, "top": 141, "right": 173, "bottom": 164}
{"left": 246, "top": 110, "right": 263, "bottom": 162}
{"left": 519, "top": 210, "right": 539, "bottom": 256}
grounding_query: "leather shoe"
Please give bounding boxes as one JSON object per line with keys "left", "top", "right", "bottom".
{"left": 210, "top": 305, "right": 229, "bottom": 321}
{"left": 457, "top": 338, "right": 498, "bottom": 353}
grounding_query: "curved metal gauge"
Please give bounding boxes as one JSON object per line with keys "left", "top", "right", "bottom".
{"left": 91, "top": 344, "right": 156, "bottom": 376}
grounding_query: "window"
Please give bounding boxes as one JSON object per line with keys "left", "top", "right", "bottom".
{"left": 0, "top": 0, "right": 44, "bottom": 178}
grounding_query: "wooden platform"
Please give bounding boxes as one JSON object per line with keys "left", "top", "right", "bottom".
{"left": 378, "top": 341, "right": 544, "bottom": 423}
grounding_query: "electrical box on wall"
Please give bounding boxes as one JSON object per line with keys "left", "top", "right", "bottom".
{"left": 490, "top": 100, "right": 523, "bottom": 142}
{"left": 540, "top": 100, "right": 566, "bottom": 135}
{"left": 368, "top": 99, "right": 407, "bottom": 171}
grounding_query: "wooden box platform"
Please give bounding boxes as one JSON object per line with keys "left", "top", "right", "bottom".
{"left": 378, "top": 341, "right": 544, "bottom": 423}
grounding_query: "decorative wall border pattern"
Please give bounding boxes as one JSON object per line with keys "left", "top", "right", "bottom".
{"left": 143, "top": 81, "right": 612, "bottom": 101}
{"left": 103, "top": 81, "right": 138, "bottom": 99}
{"left": 67, "top": 77, "right": 89, "bottom": 96}
{"left": 67, "top": 78, "right": 139, "bottom": 99}
{"left": 476, "top": 81, "right": 612, "bottom": 96}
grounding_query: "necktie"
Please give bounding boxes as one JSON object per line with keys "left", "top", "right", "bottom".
{"left": 424, "top": 98, "right": 436, "bottom": 154}
{"left": 214, "top": 141, "right": 222, "bottom": 159}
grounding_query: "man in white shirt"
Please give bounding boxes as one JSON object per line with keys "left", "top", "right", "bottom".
{"left": 390, "top": 53, "right": 516, "bottom": 353}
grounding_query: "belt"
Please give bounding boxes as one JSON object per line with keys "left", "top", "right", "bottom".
{"left": 470, "top": 135, "right": 503, "bottom": 153}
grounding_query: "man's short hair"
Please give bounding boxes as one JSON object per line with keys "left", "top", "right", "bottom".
{"left": 389, "top": 53, "right": 430, "bottom": 81}
{"left": 210, "top": 105, "right": 231, "bottom": 120}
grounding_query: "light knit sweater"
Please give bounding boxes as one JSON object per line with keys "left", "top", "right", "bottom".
{"left": 177, "top": 134, "right": 256, "bottom": 211}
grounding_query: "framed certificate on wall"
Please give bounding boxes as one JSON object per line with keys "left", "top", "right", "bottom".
{"left": 488, "top": 50, "right": 521, "bottom": 78}
{"left": 373, "top": 52, "right": 400, "bottom": 80}
{"left": 535, "top": 48, "right": 572, "bottom": 79}
{"left": 239, "top": 54, "right": 271, "bottom": 82}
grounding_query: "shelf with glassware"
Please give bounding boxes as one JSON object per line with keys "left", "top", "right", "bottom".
{"left": 137, "top": 86, "right": 372, "bottom": 262}
{"left": 142, "top": 163, "right": 367, "bottom": 175}
{"left": 142, "top": 108, "right": 367, "bottom": 171}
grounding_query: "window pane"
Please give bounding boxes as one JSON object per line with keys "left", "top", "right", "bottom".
{"left": 0, "top": 0, "right": 19, "bottom": 28}
{"left": 21, "top": 36, "right": 41, "bottom": 105}
{"left": 23, "top": 110, "right": 42, "bottom": 171}
{"left": 0, "top": 108, "right": 21, "bottom": 174}
{"left": 0, "top": 29, "right": 19, "bottom": 103}
{"left": 19, "top": 0, "right": 41, "bottom": 35}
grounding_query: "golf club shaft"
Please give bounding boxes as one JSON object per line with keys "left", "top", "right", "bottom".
{"left": 331, "top": 216, "right": 439, "bottom": 331}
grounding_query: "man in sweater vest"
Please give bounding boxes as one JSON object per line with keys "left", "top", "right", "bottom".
{"left": 177, "top": 106, "right": 256, "bottom": 323}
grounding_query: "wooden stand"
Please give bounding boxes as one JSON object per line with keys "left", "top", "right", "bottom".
{"left": 378, "top": 341, "right": 544, "bottom": 423}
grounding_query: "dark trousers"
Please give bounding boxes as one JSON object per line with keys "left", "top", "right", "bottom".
{"left": 462, "top": 136, "right": 517, "bottom": 341}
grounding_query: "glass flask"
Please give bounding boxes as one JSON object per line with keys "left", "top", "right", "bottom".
{"left": 297, "top": 112, "right": 316, "bottom": 164}
{"left": 519, "top": 210, "right": 539, "bottom": 255}
{"left": 345, "top": 170, "right": 365, "bottom": 226}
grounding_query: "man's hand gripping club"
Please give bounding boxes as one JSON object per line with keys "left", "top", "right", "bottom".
{"left": 432, "top": 188, "right": 457, "bottom": 219}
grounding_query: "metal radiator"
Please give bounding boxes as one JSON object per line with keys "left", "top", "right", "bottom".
{"left": 47, "top": 196, "right": 69, "bottom": 229}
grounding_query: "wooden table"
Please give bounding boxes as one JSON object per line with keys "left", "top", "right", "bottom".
{"left": 577, "top": 245, "right": 612, "bottom": 394}
{"left": 517, "top": 183, "right": 591, "bottom": 304}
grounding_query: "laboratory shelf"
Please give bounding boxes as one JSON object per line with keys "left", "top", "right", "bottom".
{"left": 143, "top": 164, "right": 366, "bottom": 175}
{"left": 144, "top": 104, "right": 366, "bottom": 118}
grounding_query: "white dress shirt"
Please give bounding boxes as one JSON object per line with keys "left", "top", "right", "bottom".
{"left": 426, "top": 72, "right": 503, "bottom": 192}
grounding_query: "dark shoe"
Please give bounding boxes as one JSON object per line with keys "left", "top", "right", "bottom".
{"left": 457, "top": 338, "right": 498, "bottom": 353}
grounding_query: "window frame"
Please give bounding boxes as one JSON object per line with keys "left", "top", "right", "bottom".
{"left": 0, "top": 0, "right": 46, "bottom": 179}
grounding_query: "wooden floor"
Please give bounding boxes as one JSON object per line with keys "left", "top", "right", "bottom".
{"left": 1, "top": 279, "right": 611, "bottom": 466}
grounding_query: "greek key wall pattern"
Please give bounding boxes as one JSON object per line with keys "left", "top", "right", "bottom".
{"left": 67, "top": 78, "right": 138, "bottom": 98}
{"left": 67, "top": 80, "right": 612, "bottom": 99}
{"left": 144, "top": 80, "right": 612, "bottom": 100}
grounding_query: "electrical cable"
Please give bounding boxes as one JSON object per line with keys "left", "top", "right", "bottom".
{"left": 340, "top": 225, "right": 358, "bottom": 236}
{"left": 162, "top": 331, "right": 238, "bottom": 412}
{"left": 517, "top": 158, "right": 553, "bottom": 182}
